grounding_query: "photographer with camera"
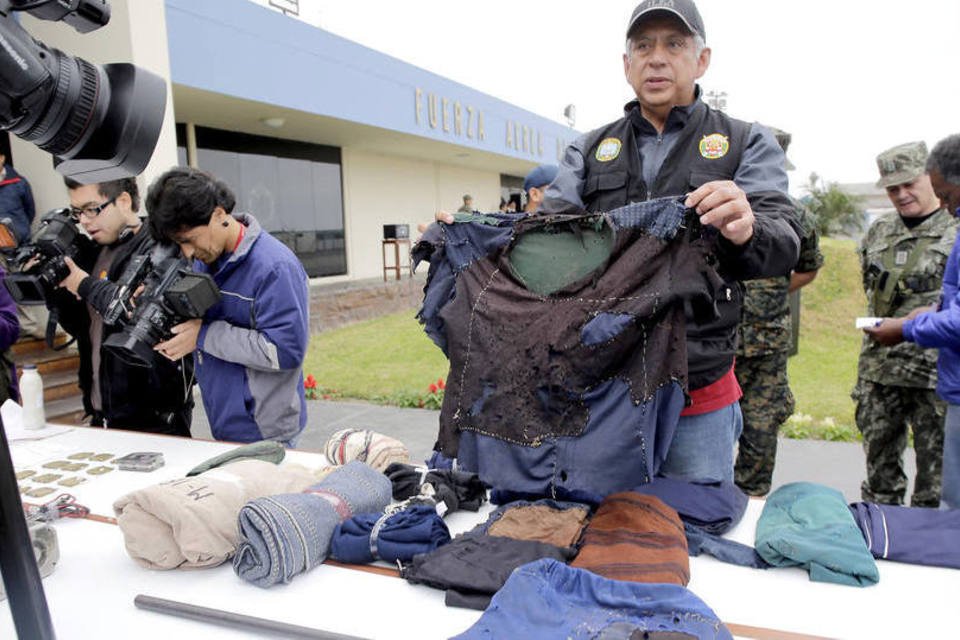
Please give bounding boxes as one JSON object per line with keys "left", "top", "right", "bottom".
{"left": 53, "top": 177, "right": 194, "bottom": 436}
{"left": 147, "top": 168, "right": 309, "bottom": 446}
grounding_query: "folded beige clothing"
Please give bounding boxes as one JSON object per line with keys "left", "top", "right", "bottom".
{"left": 323, "top": 428, "right": 410, "bottom": 472}
{"left": 113, "top": 460, "right": 316, "bottom": 570}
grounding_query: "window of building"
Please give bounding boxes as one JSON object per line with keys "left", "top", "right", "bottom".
{"left": 175, "top": 125, "right": 346, "bottom": 277}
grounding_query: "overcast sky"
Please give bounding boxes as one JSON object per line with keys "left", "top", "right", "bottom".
{"left": 304, "top": 0, "right": 959, "bottom": 195}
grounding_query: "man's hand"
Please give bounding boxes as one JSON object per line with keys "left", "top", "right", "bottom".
{"left": 416, "top": 210, "right": 455, "bottom": 238}
{"left": 907, "top": 304, "right": 936, "bottom": 320}
{"left": 154, "top": 319, "right": 202, "bottom": 361}
{"left": 864, "top": 317, "right": 906, "bottom": 346}
{"left": 685, "top": 180, "right": 755, "bottom": 246}
{"left": 22, "top": 255, "right": 41, "bottom": 272}
{"left": 58, "top": 256, "right": 88, "bottom": 299}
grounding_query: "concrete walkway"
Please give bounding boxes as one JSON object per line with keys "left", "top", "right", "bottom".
{"left": 191, "top": 397, "right": 919, "bottom": 504}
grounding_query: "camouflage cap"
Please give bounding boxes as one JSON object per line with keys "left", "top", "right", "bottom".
{"left": 875, "top": 141, "right": 928, "bottom": 188}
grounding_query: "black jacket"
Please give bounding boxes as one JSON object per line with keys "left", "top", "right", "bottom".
{"left": 57, "top": 225, "right": 194, "bottom": 435}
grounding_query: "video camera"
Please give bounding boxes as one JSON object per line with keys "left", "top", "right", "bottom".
{"left": 102, "top": 242, "right": 221, "bottom": 367}
{"left": 3, "top": 207, "right": 94, "bottom": 304}
{"left": 0, "top": 0, "right": 166, "bottom": 182}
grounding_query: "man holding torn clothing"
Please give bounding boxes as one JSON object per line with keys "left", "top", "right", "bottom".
{"left": 540, "top": 0, "right": 801, "bottom": 483}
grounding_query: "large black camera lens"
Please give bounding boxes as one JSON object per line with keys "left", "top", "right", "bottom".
{"left": 51, "top": 62, "right": 167, "bottom": 183}
{"left": 0, "top": 6, "right": 167, "bottom": 182}
{"left": 103, "top": 307, "right": 166, "bottom": 368}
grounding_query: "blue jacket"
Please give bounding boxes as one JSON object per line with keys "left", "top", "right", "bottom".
{"left": 0, "top": 165, "right": 36, "bottom": 243}
{"left": 903, "top": 229, "right": 960, "bottom": 404}
{"left": 195, "top": 213, "right": 310, "bottom": 443}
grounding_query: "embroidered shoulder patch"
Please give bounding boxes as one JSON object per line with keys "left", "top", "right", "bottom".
{"left": 699, "top": 133, "right": 730, "bottom": 160}
{"left": 595, "top": 138, "right": 622, "bottom": 162}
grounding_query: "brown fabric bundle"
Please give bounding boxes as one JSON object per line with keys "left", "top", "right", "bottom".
{"left": 487, "top": 504, "right": 590, "bottom": 548}
{"left": 113, "top": 459, "right": 316, "bottom": 570}
{"left": 571, "top": 492, "right": 689, "bottom": 585}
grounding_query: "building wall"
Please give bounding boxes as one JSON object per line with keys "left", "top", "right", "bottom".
{"left": 11, "top": 0, "right": 178, "bottom": 220}
{"left": 8, "top": 0, "right": 548, "bottom": 286}
{"left": 341, "top": 149, "right": 499, "bottom": 280}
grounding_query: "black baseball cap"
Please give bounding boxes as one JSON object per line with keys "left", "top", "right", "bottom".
{"left": 626, "top": 0, "right": 706, "bottom": 42}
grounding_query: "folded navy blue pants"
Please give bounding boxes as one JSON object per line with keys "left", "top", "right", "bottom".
{"left": 849, "top": 502, "right": 960, "bottom": 569}
{"left": 330, "top": 505, "right": 450, "bottom": 565}
{"left": 451, "top": 558, "right": 732, "bottom": 640}
{"left": 632, "top": 476, "right": 748, "bottom": 535}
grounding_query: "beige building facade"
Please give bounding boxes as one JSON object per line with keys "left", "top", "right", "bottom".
{"left": 8, "top": 0, "right": 575, "bottom": 282}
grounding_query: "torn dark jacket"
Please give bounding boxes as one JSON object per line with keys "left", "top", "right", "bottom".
{"left": 414, "top": 198, "right": 723, "bottom": 500}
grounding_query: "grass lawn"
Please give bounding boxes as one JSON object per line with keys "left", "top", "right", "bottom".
{"left": 305, "top": 236, "right": 868, "bottom": 440}
{"left": 785, "top": 237, "right": 864, "bottom": 441}
{"left": 303, "top": 310, "right": 449, "bottom": 406}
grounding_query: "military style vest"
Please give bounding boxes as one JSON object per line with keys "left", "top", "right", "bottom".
{"left": 578, "top": 102, "right": 750, "bottom": 211}
{"left": 576, "top": 102, "right": 751, "bottom": 389}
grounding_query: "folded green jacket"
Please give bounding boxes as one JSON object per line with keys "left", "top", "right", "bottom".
{"left": 755, "top": 482, "right": 879, "bottom": 587}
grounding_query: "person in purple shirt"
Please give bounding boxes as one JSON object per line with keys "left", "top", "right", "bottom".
{"left": 867, "top": 133, "right": 960, "bottom": 509}
{"left": 0, "top": 267, "right": 20, "bottom": 404}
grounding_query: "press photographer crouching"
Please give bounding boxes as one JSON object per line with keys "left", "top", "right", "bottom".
{"left": 147, "top": 168, "right": 309, "bottom": 446}
{"left": 54, "top": 177, "right": 195, "bottom": 435}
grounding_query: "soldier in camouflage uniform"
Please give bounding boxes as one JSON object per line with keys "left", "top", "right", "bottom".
{"left": 735, "top": 129, "right": 825, "bottom": 496}
{"left": 854, "top": 141, "right": 956, "bottom": 507}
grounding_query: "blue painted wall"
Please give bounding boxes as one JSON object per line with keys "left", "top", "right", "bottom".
{"left": 165, "top": 0, "right": 578, "bottom": 162}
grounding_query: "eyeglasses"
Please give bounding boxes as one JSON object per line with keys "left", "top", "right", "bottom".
{"left": 69, "top": 197, "right": 116, "bottom": 221}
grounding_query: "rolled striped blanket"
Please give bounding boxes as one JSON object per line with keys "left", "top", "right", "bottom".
{"left": 233, "top": 461, "right": 391, "bottom": 587}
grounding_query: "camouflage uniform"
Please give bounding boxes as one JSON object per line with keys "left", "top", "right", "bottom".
{"left": 735, "top": 204, "right": 824, "bottom": 495}
{"left": 854, "top": 142, "right": 957, "bottom": 507}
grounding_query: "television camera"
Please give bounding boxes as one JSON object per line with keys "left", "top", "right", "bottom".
{"left": 102, "top": 242, "right": 221, "bottom": 367}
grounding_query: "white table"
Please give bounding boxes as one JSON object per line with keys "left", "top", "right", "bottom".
{"left": 2, "top": 426, "right": 957, "bottom": 639}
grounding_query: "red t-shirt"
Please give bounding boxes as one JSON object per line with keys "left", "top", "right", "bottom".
{"left": 680, "top": 365, "right": 742, "bottom": 416}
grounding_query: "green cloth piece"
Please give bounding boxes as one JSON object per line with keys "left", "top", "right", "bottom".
{"left": 507, "top": 222, "right": 614, "bottom": 296}
{"left": 452, "top": 212, "right": 503, "bottom": 225}
{"left": 755, "top": 482, "right": 879, "bottom": 587}
{"left": 185, "top": 441, "right": 286, "bottom": 477}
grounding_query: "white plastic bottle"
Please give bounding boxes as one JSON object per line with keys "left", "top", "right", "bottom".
{"left": 20, "top": 364, "right": 46, "bottom": 430}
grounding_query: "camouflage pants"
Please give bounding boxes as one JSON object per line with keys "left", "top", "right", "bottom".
{"left": 853, "top": 381, "right": 945, "bottom": 507}
{"left": 735, "top": 353, "right": 795, "bottom": 496}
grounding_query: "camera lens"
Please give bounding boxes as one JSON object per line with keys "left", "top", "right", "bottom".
{"left": 5, "top": 42, "right": 165, "bottom": 182}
